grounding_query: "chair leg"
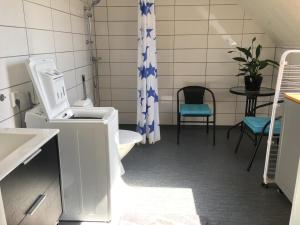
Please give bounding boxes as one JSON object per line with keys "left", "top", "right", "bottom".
{"left": 247, "top": 135, "right": 263, "bottom": 171}
{"left": 234, "top": 125, "right": 245, "bottom": 154}
{"left": 254, "top": 135, "right": 258, "bottom": 146}
{"left": 177, "top": 114, "right": 181, "bottom": 145}
{"left": 213, "top": 119, "right": 216, "bottom": 146}
{"left": 206, "top": 116, "right": 209, "bottom": 134}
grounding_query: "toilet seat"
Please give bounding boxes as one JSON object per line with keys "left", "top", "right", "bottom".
{"left": 119, "top": 130, "right": 142, "bottom": 159}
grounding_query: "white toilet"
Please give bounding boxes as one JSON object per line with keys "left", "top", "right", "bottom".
{"left": 73, "top": 99, "right": 142, "bottom": 159}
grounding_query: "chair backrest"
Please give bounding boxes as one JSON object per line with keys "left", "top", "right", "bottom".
{"left": 181, "top": 86, "right": 205, "bottom": 104}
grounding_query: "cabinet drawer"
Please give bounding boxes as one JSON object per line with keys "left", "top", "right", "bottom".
{"left": 19, "top": 179, "right": 62, "bottom": 225}
{"left": 0, "top": 137, "right": 60, "bottom": 225}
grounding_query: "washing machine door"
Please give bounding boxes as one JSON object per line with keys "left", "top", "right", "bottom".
{"left": 26, "top": 57, "right": 70, "bottom": 120}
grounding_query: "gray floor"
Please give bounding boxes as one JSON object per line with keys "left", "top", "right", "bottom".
{"left": 121, "top": 125, "right": 291, "bottom": 225}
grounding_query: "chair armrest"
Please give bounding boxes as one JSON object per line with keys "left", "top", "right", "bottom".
{"left": 250, "top": 100, "right": 284, "bottom": 115}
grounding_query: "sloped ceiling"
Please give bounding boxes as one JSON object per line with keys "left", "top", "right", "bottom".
{"left": 241, "top": 0, "right": 300, "bottom": 47}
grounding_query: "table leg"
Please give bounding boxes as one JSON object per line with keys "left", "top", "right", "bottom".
{"left": 226, "top": 96, "right": 258, "bottom": 139}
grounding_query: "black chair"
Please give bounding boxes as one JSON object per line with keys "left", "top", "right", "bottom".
{"left": 234, "top": 101, "right": 283, "bottom": 171}
{"left": 177, "top": 86, "right": 216, "bottom": 146}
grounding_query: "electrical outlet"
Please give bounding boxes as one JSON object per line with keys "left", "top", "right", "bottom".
{"left": 10, "top": 92, "right": 17, "bottom": 108}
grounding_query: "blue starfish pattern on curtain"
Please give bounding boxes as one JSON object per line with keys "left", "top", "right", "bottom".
{"left": 137, "top": 0, "right": 160, "bottom": 144}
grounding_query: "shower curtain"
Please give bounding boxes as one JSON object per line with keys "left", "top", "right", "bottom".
{"left": 137, "top": 0, "right": 160, "bottom": 144}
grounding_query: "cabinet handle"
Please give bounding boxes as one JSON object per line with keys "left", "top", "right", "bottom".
{"left": 26, "top": 194, "right": 46, "bottom": 216}
{"left": 23, "top": 149, "right": 42, "bottom": 165}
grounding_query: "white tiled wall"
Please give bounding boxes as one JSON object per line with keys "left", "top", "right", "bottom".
{"left": 0, "top": 0, "right": 96, "bottom": 128}
{"left": 94, "top": 0, "right": 276, "bottom": 125}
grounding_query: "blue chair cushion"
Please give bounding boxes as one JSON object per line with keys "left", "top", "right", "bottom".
{"left": 244, "top": 117, "right": 281, "bottom": 135}
{"left": 180, "top": 104, "right": 212, "bottom": 116}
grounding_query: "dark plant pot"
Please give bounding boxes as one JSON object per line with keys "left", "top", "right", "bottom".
{"left": 244, "top": 75, "right": 263, "bottom": 91}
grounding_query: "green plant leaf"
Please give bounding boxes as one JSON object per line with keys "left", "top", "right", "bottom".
{"left": 259, "top": 61, "right": 268, "bottom": 70}
{"left": 236, "top": 47, "right": 252, "bottom": 59}
{"left": 252, "top": 37, "right": 256, "bottom": 43}
{"left": 228, "top": 50, "right": 235, "bottom": 53}
{"left": 239, "top": 68, "right": 248, "bottom": 72}
{"left": 236, "top": 73, "right": 246, "bottom": 76}
{"left": 232, "top": 57, "right": 247, "bottom": 62}
{"left": 265, "top": 59, "right": 279, "bottom": 66}
{"left": 256, "top": 45, "right": 262, "bottom": 58}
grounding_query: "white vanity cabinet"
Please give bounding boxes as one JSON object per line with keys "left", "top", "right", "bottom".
{"left": 0, "top": 129, "right": 61, "bottom": 225}
{"left": 276, "top": 94, "right": 300, "bottom": 202}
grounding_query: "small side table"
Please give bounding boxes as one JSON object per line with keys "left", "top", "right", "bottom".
{"left": 227, "top": 86, "right": 275, "bottom": 139}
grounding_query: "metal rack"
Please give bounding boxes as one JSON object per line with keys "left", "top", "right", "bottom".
{"left": 263, "top": 50, "right": 300, "bottom": 185}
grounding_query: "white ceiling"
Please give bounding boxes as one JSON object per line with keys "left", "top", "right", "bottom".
{"left": 241, "top": 0, "right": 300, "bottom": 47}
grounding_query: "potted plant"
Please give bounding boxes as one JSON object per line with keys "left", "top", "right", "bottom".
{"left": 228, "top": 37, "right": 279, "bottom": 91}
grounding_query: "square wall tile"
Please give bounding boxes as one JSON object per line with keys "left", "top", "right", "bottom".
{"left": 0, "top": 56, "right": 29, "bottom": 90}
{"left": 158, "top": 76, "right": 173, "bottom": 88}
{"left": 0, "top": 0, "right": 25, "bottom": 27}
{"left": 206, "top": 62, "right": 239, "bottom": 76}
{"left": 56, "top": 52, "right": 75, "bottom": 72}
{"left": 54, "top": 32, "right": 73, "bottom": 52}
{"left": 111, "top": 76, "right": 137, "bottom": 88}
{"left": 52, "top": 10, "right": 72, "bottom": 32}
{"left": 174, "top": 76, "right": 205, "bottom": 88}
{"left": 108, "top": 6, "right": 137, "bottom": 21}
{"left": 176, "top": 0, "right": 209, "bottom": 5}
{"left": 175, "top": 21, "right": 208, "bottom": 35}
{"left": 73, "top": 34, "right": 88, "bottom": 51}
{"left": 207, "top": 48, "right": 238, "bottom": 62}
{"left": 209, "top": 20, "right": 243, "bottom": 34}
{"left": 174, "top": 49, "right": 207, "bottom": 62}
{"left": 156, "top": 0, "right": 174, "bottom": 6}
{"left": 210, "top": 5, "right": 244, "bottom": 20}
{"left": 71, "top": 15, "right": 85, "bottom": 34}
{"left": 158, "top": 63, "right": 174, "bottom": 75}
{"left": 208, "top": 34, "right": 242, "bottom": 48}
{"left": 110, "top": 50, "right": 137, "bottom": 62}
{"left": 110, "top": 63, "right": 136, "bottom": 75}
{"left": 157, "top": 36, "right": 174, "bottom": 50}
{"left": 174, "top": 63, "right": 206, "bottom": 75}
{"left": 107, "top": 0, "right": 136, "bottom": 7}
{"left": 157, "top": 21, "right": 174, "bottom": 35}
{"left": 112, "top": 89, "right": 137, "bottom": 100}
{"left": 96, "top": 36, "right": 109, "bottom": 49}
{"left": 95, "top": 22, "right": 109, "bottom": 35}
{"left": 156, "top": 6, "right": 174, "bottom": 20}
{"left": 27, "top": 29, "right": 55, "bottom": 54}
{"left": 109, "top": 36, "right": 137, "bottom": 49}
{"left": 0, "top": 27, "right": 28, "bottom": 57}
{"left": 175, "top": 35, "right": 207, "bottom": 49}
{"left": 28, "top": 0, "right": 50, "bottom": 7}
{"left": 157, "top": 50, "right": 173, "bottom": 62}
{"left": 24, "top": 1, "right": 52, "bottom": 30}
{"left": 175, "top": 6, "right": 209, "bottom": 20}
{"left": 97, "top": 49, "right": 110, "bottom": 62}
{"left": 51, "top": 0, "right": 70, "bottom": 13}
{"left": 94, "top": 7, "right": 108, "bottom": 21}
{"left": 108, "top": 22, "right": 137, "bottom": 35}
{"left": 70, "top": 0, "right": 85, "bottom": 17}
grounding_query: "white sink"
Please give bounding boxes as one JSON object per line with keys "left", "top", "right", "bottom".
{"left": 0, "top": 128, "right": 59, "bottom": 181}
{"left": 0, "top": 133, "right": 35, "bottom": 162}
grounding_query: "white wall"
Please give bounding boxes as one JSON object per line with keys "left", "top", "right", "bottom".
{"left": 241, "top": 0, "right": 300, "bottom": 47}
{"left": 94, "top": 0, "right": 276, "bottom": 125}
{"left": 0, "top": 0, "right": 96, "bottom": 128}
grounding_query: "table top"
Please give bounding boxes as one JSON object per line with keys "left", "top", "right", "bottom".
{"left": 285, "top": 93, "right": 300, "bottom": 104}
{"left": 230, "top": 86, "right": 275, "bottom": 97}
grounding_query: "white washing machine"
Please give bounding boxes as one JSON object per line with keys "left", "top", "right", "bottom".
{"left": 25, "top": 58, "right": 124, "bottom": 223}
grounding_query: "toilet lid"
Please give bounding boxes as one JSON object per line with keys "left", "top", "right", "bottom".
{"left": 119, "top": 130, "right": 142, "bottom": 145}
